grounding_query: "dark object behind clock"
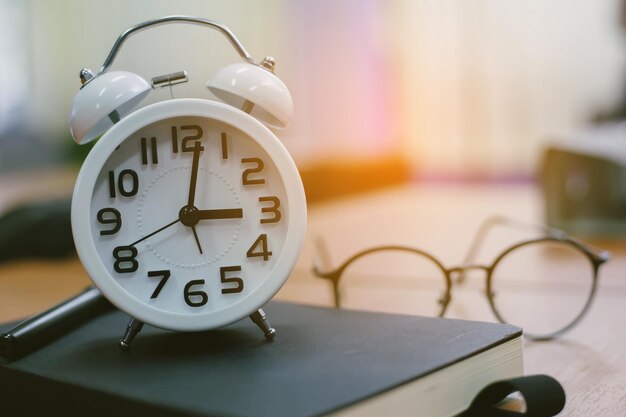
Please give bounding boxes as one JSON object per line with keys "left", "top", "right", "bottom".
{"left": 542, "top": 127, "right": 626, "bottom": 237}
{"left": 0, "top": 198, "right": 74, "bottom": 263}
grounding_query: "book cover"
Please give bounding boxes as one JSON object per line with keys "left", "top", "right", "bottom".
{"left": 0, "top": 301, "right": 522, "bottom": 417}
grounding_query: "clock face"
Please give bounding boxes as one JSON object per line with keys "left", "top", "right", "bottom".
{"left": 72, "top": 100, "right": 306, "bottom": 331}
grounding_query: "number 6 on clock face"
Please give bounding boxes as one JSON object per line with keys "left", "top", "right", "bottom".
{"left": 72, "top": 100, "right": 307, "bottom": 332}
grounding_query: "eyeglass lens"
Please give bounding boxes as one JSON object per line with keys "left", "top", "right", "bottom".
{"left": 336, "top": 249, "right": 449, "bottom": 317}
{"left": 489, "top": 240, "right": 595, "bottom": 338}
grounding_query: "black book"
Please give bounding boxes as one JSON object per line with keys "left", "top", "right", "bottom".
{"left": 0, "top": 302, "right": 522, "bottom": 417}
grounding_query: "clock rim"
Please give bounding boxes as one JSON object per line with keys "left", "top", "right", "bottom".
{"left": 71, "top": 98, "right": 307, "bottom": 331}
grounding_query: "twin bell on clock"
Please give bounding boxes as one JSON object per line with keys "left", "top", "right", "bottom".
{"left": 67, "top": 16, "right": 307, "bottom": 350}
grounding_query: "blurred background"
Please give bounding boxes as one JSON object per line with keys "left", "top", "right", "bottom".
{"left": 2, "top": 0, "right": 626, "bottom": 230}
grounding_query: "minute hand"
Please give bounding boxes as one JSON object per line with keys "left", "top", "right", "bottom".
{"left": 197, "top": 208, "right": 243, "bottom": 220}
{"left": 187, "top": 142, "right": 202, "bottom": 207}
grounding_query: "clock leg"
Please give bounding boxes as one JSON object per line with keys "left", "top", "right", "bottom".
{"left": 249, "top": 308, "right": 276, "bottom": 341}
{"left": 119, "top": 317, "right": 144, "bottom": 351}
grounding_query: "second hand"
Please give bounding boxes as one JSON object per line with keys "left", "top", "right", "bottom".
{"left": 129, "top": 219, "right": 180, "bottom": 247}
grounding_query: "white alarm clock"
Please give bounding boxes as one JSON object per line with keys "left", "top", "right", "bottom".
{"left": 68, "top": 16, "right": 306, "bottom": 349}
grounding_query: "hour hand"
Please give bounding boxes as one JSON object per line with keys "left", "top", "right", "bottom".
{"left": 197, "top": 208, "right": 243, "bottom": 220}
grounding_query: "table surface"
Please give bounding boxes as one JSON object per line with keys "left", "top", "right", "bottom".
{"left": 0, "top": 174, "right": 624, "bottom": 416}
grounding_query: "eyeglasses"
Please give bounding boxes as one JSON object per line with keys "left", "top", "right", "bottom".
{"left": 312, "top": 216, "right": 610, "bottom": 340}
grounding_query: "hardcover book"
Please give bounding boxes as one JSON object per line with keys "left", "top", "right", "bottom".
{"left": 0, "top": 301, "right": 523, "bottom": 417}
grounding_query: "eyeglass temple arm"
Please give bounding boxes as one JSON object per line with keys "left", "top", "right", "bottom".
{"left": 483, "top": 216, "right": 609, "bottom": 261}
{"left": 460, "top": 215, "right": 562, "bottom": 283}
{"left": 98, "top": 15, "right": 255, "bottom": 76}
{"left": 461, "top": 216, "right": 609, "bottom": 283}
{"left": 312, "top": 236, "right": 342, "bottom": 307}
{"left": 312, "top": 236, "right": 335, "bottom": 277}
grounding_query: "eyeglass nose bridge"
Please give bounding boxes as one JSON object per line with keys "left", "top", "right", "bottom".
{"left": 449, "top": 264, "right": 490, "bottom": 273}
{"left": 448, "top": 264, "right": 491, "bottom": 285}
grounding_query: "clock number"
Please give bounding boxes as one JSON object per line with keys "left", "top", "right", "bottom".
{"left": 241, "top": 158, "right": 265, "bottom": 186}
{"left": 246, "top": 234, "right": 272, "bottom": 261}
{"left": 221, "top": 132, "right": 228, "bottom": 159}
{"left": 184, "top": 279, "right": 208, "bottom": 307}
{"left": 259, "top": 196, "right": 281, "bottom": 224}
{"left": 113, "top": 245, "right": 138, "bottom": 273}
{"left": 108, "top": 169, "right": 139, "bottom": 198}
{"left": 171, "top": 125, "right": 204, "bottom": 153}
{"left": 108, "top": 171, "right": 115, "bottom": 197}
{"left": 220, "top": 266, "right": 243, "bottom": 294}
{"left": 148, "top": 270, "right": 170, "bottom": 299}
{"left": 140, "top": 137, "right": 158, "bottom": 165}
{"left": 97, "top": 208, "right": 122, "bottom": 235}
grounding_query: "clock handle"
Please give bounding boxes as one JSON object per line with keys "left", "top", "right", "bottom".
{"left": 80, "top": 16, "right": 254, "bottom": 85}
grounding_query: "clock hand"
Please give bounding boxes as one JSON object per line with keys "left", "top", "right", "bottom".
{"left": 129, "top": 219, "right": 180, "bottom": 247}
{"left": 187, "top": 141, "right": 202, "bottom": 208}
{"left": 197, "top": 208, "right": 243, "bottom": 220}
{"left": 191, "top": 226, "right": 203, "bottom": 254}
{"left": 183, "top": 142, "right": 204, "bottom": 255}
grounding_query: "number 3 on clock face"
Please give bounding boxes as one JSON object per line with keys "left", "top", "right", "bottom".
{"left": 72, "top": 100, "right": 307, "bottom": 332}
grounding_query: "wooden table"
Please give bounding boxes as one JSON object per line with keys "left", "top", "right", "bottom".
{"left": 1, "top": 181, "right": 624, "bottom": 416}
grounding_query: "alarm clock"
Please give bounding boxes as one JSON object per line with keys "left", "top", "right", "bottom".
{"left": 68, "top": 16, "right": 306, "bottom": 349}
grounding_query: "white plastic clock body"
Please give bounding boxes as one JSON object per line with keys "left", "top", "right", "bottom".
{"left": 68, "top": 16, "right": 305, "bottom": 348}
{"left": 73, "top": 98, "right": 305, "bottom": 330}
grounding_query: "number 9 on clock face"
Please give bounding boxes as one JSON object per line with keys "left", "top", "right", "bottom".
{"left": 72, "top": 100, "right": 307, "bottom": 332}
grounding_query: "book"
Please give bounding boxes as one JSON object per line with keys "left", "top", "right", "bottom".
{"left": 0, "top": 301, "right": 523, "bottom": 417}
